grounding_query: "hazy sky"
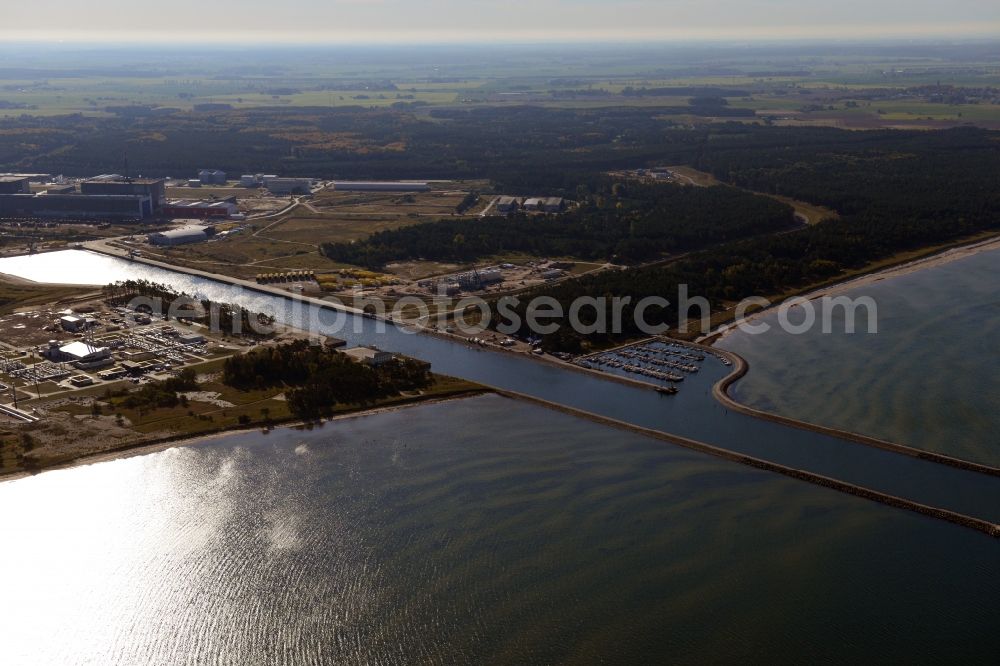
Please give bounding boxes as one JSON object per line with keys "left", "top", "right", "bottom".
{"left": 2, "top": 0, "right": 998, "bottom": 43}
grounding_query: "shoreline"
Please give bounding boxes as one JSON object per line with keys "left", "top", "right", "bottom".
{"left": 7, "top": 243, "right": 1000, "bottom": 474}
{"left": 9, "top": 381, "right": 997, "bottom": 540}
{"left": 705, "top": 232, "right": 1000, "bottom": 344}
{"left": 3, "top": 239, "right": 1000, "bottom": 526}
{"left": 0, "top": 389, "right": 488, "bottom": 483}
{"left": 703, "top": 343, "right": 1000, "bottom": 477}
{"left": 492, "top": 389, "right": 999, "bottom": 539}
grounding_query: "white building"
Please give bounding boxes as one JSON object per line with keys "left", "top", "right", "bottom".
{"left": 147, "top": 226, "right": 211, "bottom": 246}
{"left": 263, "top": 177, "right": 313, "bottom": 195}
{"left": 59, "top": 315, "right": 84, "bottom": 332}
{"left": 340, "top": 346, "right": 393, "bottom": 367}
{"left": 54, "top": 341, "right": 113, "bottom": 369}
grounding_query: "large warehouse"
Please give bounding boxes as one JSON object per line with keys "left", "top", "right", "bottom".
{"left": 0, "top": 174, "right": 166, "bottom": 221}
{"left": 263, "top": 177, "right": 313, "bottom": 195}
{"left": 46, "top": 341, "right": 113, "bottom": 369}
{"left": 162, "top": 198, "right": 238, "bottom": 219}
{"left": 0, "top": 177, "right": 31, "bottom": 194}
{"left": 0, "top": 193, "right": 153, "bottom": 220}
{"left": 80, "top": 176, "right": 166, "bottom": 208}
{"left": 147, "top": 225, "right": 212, "bottom": 246}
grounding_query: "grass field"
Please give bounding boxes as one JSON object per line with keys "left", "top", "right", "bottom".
{"left": 0, "top": 277, "right": 93, "bottom": 315}
{"left": 111, "top": 373, "right": 483, "bottom": 437}
{"left": 152, "top": 189, "right": 476, "bottom": 280}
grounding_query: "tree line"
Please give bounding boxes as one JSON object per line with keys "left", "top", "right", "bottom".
{"left": 103, "top": 279, "right": 275, "bottom": 339}
{"left": 320, "top": 180, "right": 796, "bottom": 268}
{"left": 499, "top": 127, "right": 1000, "bottom": 350}
{"left": 222, "top": 340, "right": 432, "bottom": 420}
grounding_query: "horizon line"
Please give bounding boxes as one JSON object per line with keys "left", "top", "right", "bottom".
{"left": 1, "top": 27, "right": 999, "bottom": 48}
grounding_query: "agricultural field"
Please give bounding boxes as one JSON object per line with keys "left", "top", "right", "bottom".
{"left": 3, "top": 42, "right": 999, "bottom": 125}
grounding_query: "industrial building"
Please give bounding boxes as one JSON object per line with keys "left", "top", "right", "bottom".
{"left": 0, "top": 177, "right": 31, "bottom": 194}
{"left": 147, "top": 225, "right": 213, "bottom": 246}
{"left": 496, "top": 196, "right": 519, "bottom": 213}
{"left": 162, "top": 198, "right": 239, "bottom": 219}
{"left": 46, "top": 341, "right": 113, "bottom": 369}
{"left": 263, "top": 177, "right": 313, "bottom": 195}
{"left": 0, "top": 193, "right": 153, "bottom": 220}
{"left": 0, "top": 173, "right": 53, "bottom": 183}
{"left": 521, "top": 196, "right": 565, "bottom": 213}
{"left": 59, "top": 315, "right": 86, "bottom": 332}
{"left": 331, "top": 181, "right": 431, "bottom": 192}
{"left": 240, "top": 174, "right": 261, "bottom": 187}
{"left": 198, "top": 169, "right": 227, "bottom": 185}
{"left": 81, "top": 176, "right": 166, "bottom": 208}
{"left": 340, "top": 346, "right": 393, "bottom": 367}
{"left": 542, "top": 197, "right": 565, "bottom": 213}
{"left": 454, "top": 268, "right": 503, "bottom": 290}
{"left": 0, "top": 174, "right": 171, "bottom": 221}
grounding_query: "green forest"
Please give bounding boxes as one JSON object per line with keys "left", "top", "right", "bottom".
{"left": 103, "top": 279, "right": 276, "bottom": 339}
{"left": 320, "top": 180, "right": 796, "bottom": 266}
{"left": 6, "top": 105, "right": 1000, "bottom": 353}
{"left": 500, "top": 126, "right": 1000, "bottom": 350}
{"left": 222, "top": 340, "right": 433, "bottom": 420}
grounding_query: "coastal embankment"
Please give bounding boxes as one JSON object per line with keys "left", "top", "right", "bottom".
{"left": 707, "top": 344, "right": 1000, "bottom": 478}
{"left": 493, "top": 389, "right": 1000, "bottom": 539}
{"left": 58, "top": 246, "right": 1000, "bottom": 480}
{"left": 10, "top": 245, "right": 999, "bottom": 535}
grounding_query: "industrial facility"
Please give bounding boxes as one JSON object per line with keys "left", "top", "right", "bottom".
{"left": 0, "top": 176, "right": 31, "bottom": 194}
{"left": 523, "top": 197, "right": 566, "bottom": 213}
{"left": 161, "top": 198, "right": 239, "bottom": 219}
{"left": 80, "top": 175, "right": 166, "bottom": 206}
{"left": 45, "top": 341, "right": 113, "bottom": 370}
{"left": 339, "top": 346, "right": 393, "bottom": 367}
{"left": 496, "top": 196, "right": 519, "bottom": 213}
{"left": 197, "top": 169, "right": 227, "bottom": 185}
{"left": 497, "top": 196, "right": 565, "bottom": 214}
{"left": 147, "top": 225, "right": 214, "bottom": 246}
{"left": 0, "top": 174, "right": 166, "bottom": 221}
{"left": 263, "top": 177, "right": 313, "bottom": 195}
{"left": 0, "top": 193, "right": 155, "bottom": 221}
